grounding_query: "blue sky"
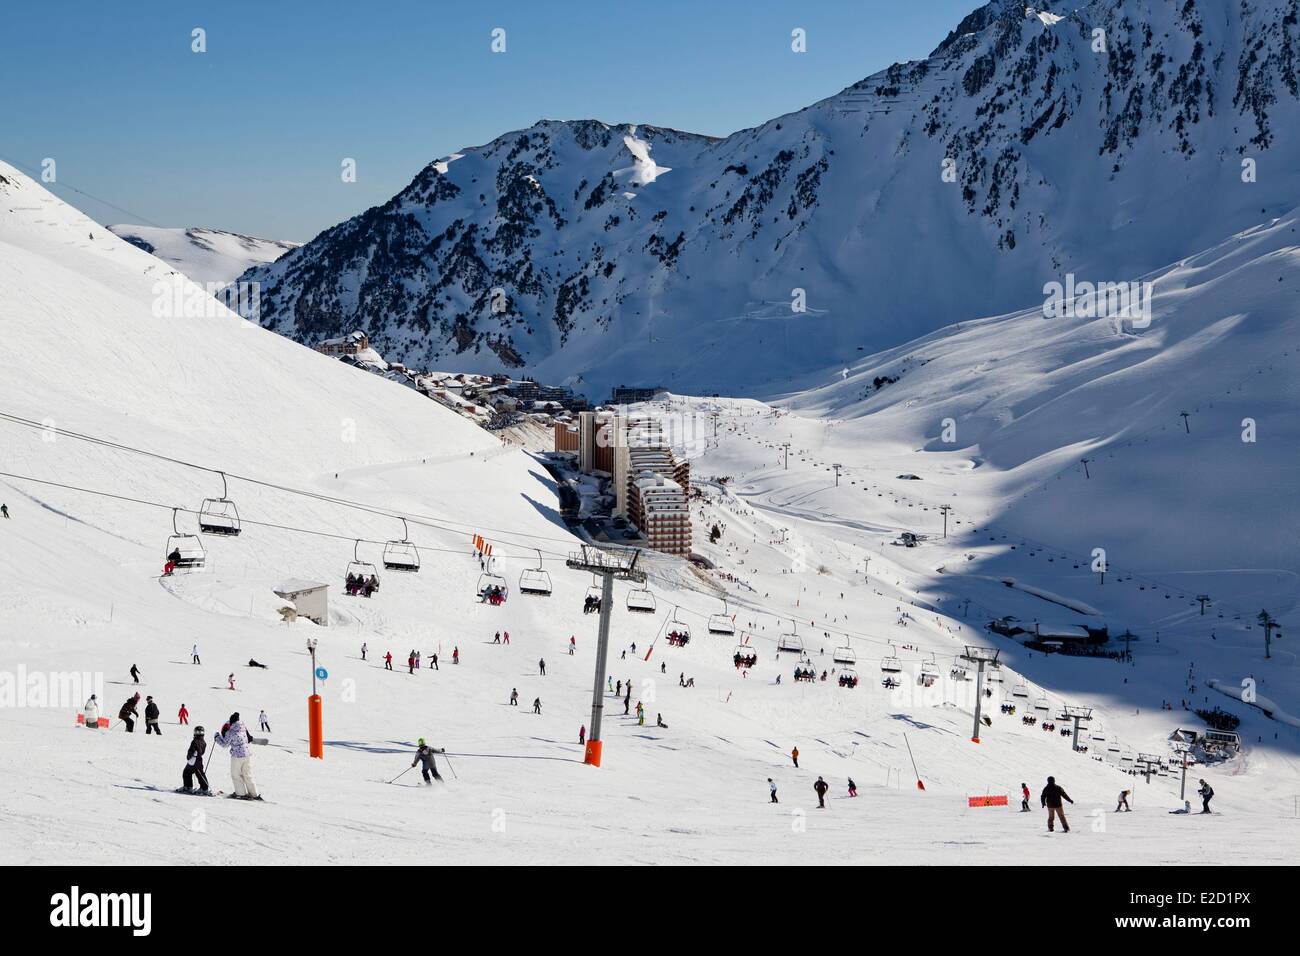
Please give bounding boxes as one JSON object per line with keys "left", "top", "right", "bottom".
{"left": 2, "top": 0, "right": 979, "bottom": 240}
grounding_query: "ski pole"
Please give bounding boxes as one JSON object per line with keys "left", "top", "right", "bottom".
{"left": 441, "top": 751, "right": 458, "bottom": 781}
{"left": 388, "top": 765, "right": 415, "bottom": 785}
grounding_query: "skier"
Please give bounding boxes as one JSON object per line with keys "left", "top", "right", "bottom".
{"left": 129, "top": 663, "right": 141, "bottom": 684}
{"left": 847, "top": 778, "right": 857, "bottom": 797}
{"left": 510, "top": 688, "right": 518, "bottom": 706}
{"left": 430, "top": 653, "right": 438, "bottom": 670}
{"left": 411, "top": 739, "right": 445, "bottom": 784}
{"left": 259, "top": 710, "right": 270, "bottom": 733}
{"left": 227, "top": 673, "right": 236, "bottom": 691}
{"left": 118, "top": 693, "right": 140, "bottom": 732}
{"left": 539, "top": 658, "right": 546, "bottom": 676}
{"left": 83, "top": 694, "right": 100, "bottom": 730}
{"left": 616, "top": 680, "right": 622, "bottom": 697}
{"left": 791, "top": 746, "right": 800, "bottom": 768}
{"left": 532, "top": 697, "right": 542, "bottom": 715}
{"left": 452, "top": 647, "right": 459, "bottom": 665}
{"left": 178, "top": 702, "right": 189, "bottom": 725}
{"left": 191, "top": 643, "right": 201, "bottom": 665}
{"left": 144, "top": 696, "right": 161, "bottom": 735}
{"left": 0, "top": 503, "right": 8, "bottom": 518}
{"left": 569, "top": 635, "right": 575, "bottom": 653}
{"left": 768, "top": 778, "right": 779, "bottom": 803}
{"left": 1197, "top": 779, "right": 1214, "bottom": 814}
{"left": 1020, "top": 782, "right": 1031, "bottom": 812}
{"left": 408, "top": 652, "right": 415, "bottom": 675}
{"left": 814, "top": 776, "right": 829, "bottom": 808}
{"left": 503, "top": 631, "right": 510, "bottom": 645}
{"left": 1116, "top": 789, "right": 1132, "bottom": 812}
{"left": 361, "top": 641, "right": 367, "bottom": 661}
{"left": 1040, "top": 776, "right": 1073, "bottom": 833}
{"left": 384, "top": 651, "right": 393, "bottom": 671}
{"left": 623, "top": 696, "right": 631, "bottom": 716}
{"left": 181, "top": 727, "right": 210, "bottom": 793}
{"left": 494, "top": 631, "right": 501, "bottom": 644}
{"left": 578, "top": 725, "right": 586, "bottom": 745}
{"left": 215, "top": 712, "right": 261, "bottom": 800}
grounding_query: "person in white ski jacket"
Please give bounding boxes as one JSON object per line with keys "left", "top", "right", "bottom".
{"left": 215, "top": 713, "right": 260, "bottom": 799}
{"left": 83, "top": 694, "right": 100, "bottom": 729}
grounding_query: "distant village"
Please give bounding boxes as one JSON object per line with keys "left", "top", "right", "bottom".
{"left": 315, "top": 331, "right": 690, "bottom": 556}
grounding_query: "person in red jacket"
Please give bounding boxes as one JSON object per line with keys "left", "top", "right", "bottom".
{"left": 1020, "top": 782, "right": 1031, "bottom": 812}
{"left": 178, "top": 703, "right": 189, "bottom": 725}
{"left": 407, "top": 652, "right": 415, "bottom": 675}
{"left": 384, "top": 651, "right": 393, "bottom": 671}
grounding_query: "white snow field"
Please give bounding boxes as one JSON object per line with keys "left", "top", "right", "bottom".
{"left": 106, "top": 224, "right": 297, "bottom": 287}
{"left": 1, "top": 161, "right": 1295, "bottom": 865}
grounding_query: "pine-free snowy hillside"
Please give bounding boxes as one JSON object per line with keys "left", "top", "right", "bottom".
{"left": 5, "top": 161, "right": 1288, "bottom": 865}
{"left": 242, "top": 0, "right": 1300, "bottom": 398}
{"left": 107, "top": 225, "right": 298, "bottom": 287}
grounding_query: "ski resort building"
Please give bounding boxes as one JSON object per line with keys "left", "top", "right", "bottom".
{"left": 314, "top": 330, "right": 369, "bottom": 356}
{"left": 627, "top": 472, "right": 691, "bottom": 556}
{"left": 272, "top": 579, "right": 329, "bottom": 625}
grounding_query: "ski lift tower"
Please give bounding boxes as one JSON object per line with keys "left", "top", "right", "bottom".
{"left": 1063, "top": 704, "right": 1092, "bottom": 752}
{"left": 1169, "top": 731, "right": 1194, "bottom": 801}
{"left": 961, "top": 645, "right": 1000, "bottom": 743}
{"left": 1136, "top": 752, "right": 1163, "bottom": 784}
{"left": 567, "top": 545, "right": 647, "bottom": 767}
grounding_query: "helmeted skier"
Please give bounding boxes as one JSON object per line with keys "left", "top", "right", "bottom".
{"left": 181, "top": 727, "right": 210, "bottom": 793}
{"left": 83, "top": 694, "right": 100, "bottom": 729}
{"left": 144, "top": 695, "right": 161, "bottom": 735}
{"left": 411, "top": 738, "right": 445, "bottom": 784}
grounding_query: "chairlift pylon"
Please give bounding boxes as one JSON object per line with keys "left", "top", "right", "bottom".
{"left": 164, "top": 507, "right": 206, "bottom": 569}
{"left": 197, "top": 471, "right": 241, "bottom": 536}
{"left": 519, "top": 549, "right": 552, "bottom": 596}
{"left": 382, "top": 518, "right": 420, "bottom": 573}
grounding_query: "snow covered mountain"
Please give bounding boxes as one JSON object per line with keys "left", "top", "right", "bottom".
{"left": 108, "top": 224, "right": 298, "bottom": 287}
{"left": 240, "top": 0, "right": 1300, "bottom": 398}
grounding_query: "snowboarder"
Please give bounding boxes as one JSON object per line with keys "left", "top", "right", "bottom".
{"left": 259, "top": 710, "right": 270, "bottom": 733}
{"left": 656, "top": 713, "right": 667, "bottom": 728}
{"left": 181, "top": 727, "right": 210, "bottom": 793}
{"left": 768, "top": 778, "right": 779, "bottom": 803}
{"left": 118, "top": 694, "right": 140, "bottom": 732}
{"left": 1198, "top": 779, "right": 1214, "bottom": 813}
{"left": 814, "top": 776, "right": 829, "bottom": 808}
{"left": 178, "top": 703, "right": 189, "bottom": 725}
{"left": 539, "top": 658, "right": 546, "bottom": 676}
{"left": 510, "top": 688, "right": 518, "bottom": 706}
{"left": 847, "top": 778, "right": 857, "bottom": 797}
{"left": 532, "top": 697, "right": 542, "bottom": 715}
{"left": 1040, "top": 776, "right": 1073, "bottom": 832}
{"left": 191, "top": 644, "right": 201, "bottom": 665}
{"left": 129, "top": 663, "right": 141, "bottom": 684}
{"left": 1020, "top": 782, "right": 1031, "bottom": 812}
{"left": 361, "top": 641, "right": 367, "bottom": 661}
{"left": 412, "top": 739, "right": 445, "bottom": 784}
{"left": 144, "top": 696, "right": 161, "bottom": 735}
{"left": 384, "top": 651, "right": 393, "bottom": 671}
{"left": 430, "top": 653, "right": 438, "bottom": 670}
{"left": 83, "top": 694, "right": 100, "bottom": 729}
{"left": 1116, "top": 789, "right": 1132, "bottom": 812}
{"left": 791, "top": 746, "right": 800, "bottom": 768}
{"left": 215, "top": 712, "right": 261, "bottom": 800}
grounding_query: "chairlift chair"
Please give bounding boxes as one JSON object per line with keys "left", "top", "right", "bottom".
{"left": 476, "top": 557, "right": 509, "bottom": 604}
{"left": 345, "top": 539, "right": 380, "bottom": 597}
{"left": 733, "top": 642, "right": 757, "bottom": 668}
{"left": 667, "top": 607, "right": 691, "bottom": 644}
{"left": 985, "top": 665, "right": 1003, "bottom": 683}
{"left": 776, "top": 624, "right": 804, "bottom": 655}
{"left": 627, "top": 588, "right": 656, "bottom": 613}
{"left": 1011, "top": 682, "right": 1029, "bottom": 698}
{"left": 880, "top": 643, "right": 902, "bottom": 673}
{"left": 197, "top": 472, "right": 241, "bottom": 536}
{"left": 919, "top": 653, "right": 940, "bottom": 681}
{"left": 1034, "top": 697, "right": 1050, "bottom": 713}
{"left": 164, "top": 508, "right": 207, "bottom": 569}
{"left": 518, "top": 549, "right": 552, "bottom": 596}
{"left": 382, "top": 518, "right": 420, "bottom": 572}
{"left": 832, "top": 643, "right": 857, "bottom": 666}
{"left": 950, "top": 662, "right": 970, "bottom": 681}
{"left": 707, "top": 598, "right": 735, "bottom": 635}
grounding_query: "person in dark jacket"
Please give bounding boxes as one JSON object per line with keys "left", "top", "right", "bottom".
{"left": 1197, "top": 779, "right": 1214, "bottom": 813}
{"left": 182, "top": 727, "right": 210, "bottom": 792}
{"left": 129, "top": 663, "right": 141, "bottom": 684}
{"left": 119, "top": 693, "right": 140, "bottom": 732}
{"left": 1040, "top": 776, "right": 1073, "bottom": 832}
{"left": 144, "top": 696, "right": 161, "bottom": 735}
{"left": 813, "top": 776, "right": 830, "bottom": 808}
{"left": 412, "top": 739, "right": 445, "bottom": 784}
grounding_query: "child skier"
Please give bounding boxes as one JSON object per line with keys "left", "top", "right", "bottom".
{"left": 412, "top": 739, "right": 445, "bottom": 784}
{"left": 181, "top": 727, "right": 210, "bottom": 794}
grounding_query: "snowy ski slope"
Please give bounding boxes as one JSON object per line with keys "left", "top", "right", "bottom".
{"left": 0, "top": 161, "right": 1293, "bottom": 864}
